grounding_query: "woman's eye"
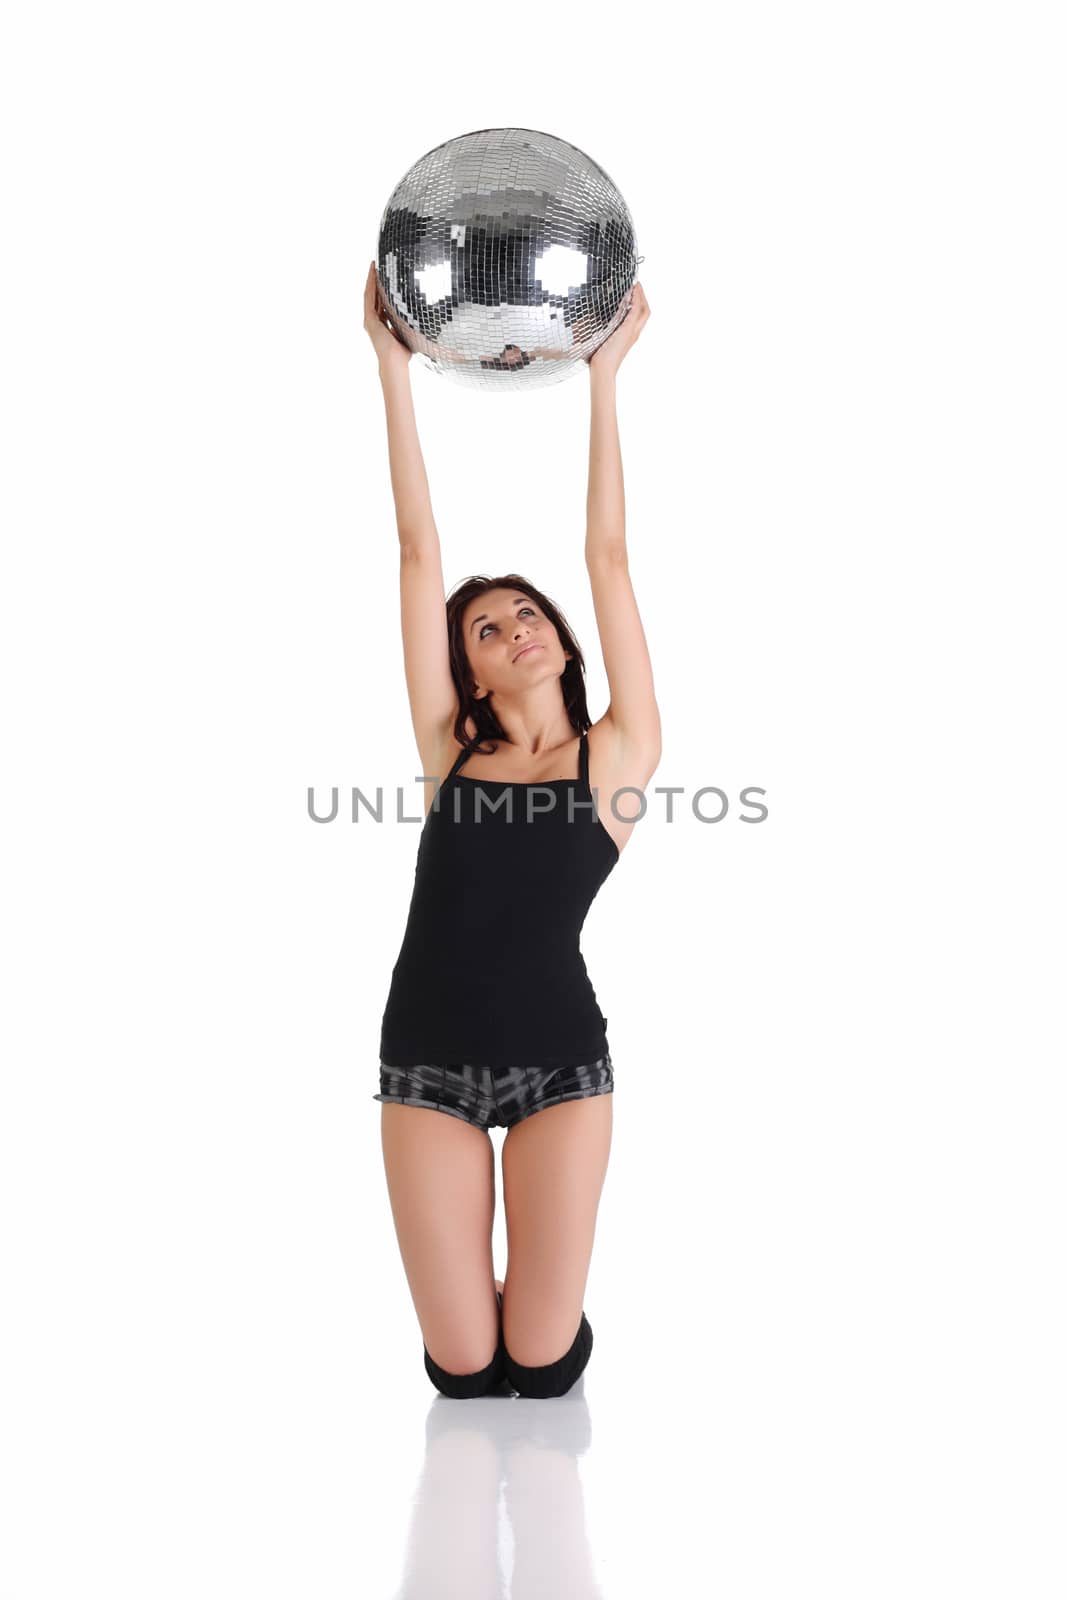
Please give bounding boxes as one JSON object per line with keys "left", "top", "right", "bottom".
{"left": 481, "top": 606, "right": 535, "bottom": 639}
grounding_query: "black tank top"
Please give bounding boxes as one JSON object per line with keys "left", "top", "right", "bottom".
{"left": 379, "top": 728, "right": 620, "bottom": 1070}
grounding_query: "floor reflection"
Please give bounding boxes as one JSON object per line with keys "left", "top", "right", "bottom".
{"left": 387, "top": 1378, "right": 605, "bottom": 1598}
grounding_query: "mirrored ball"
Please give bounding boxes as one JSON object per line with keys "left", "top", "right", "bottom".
{"left": 375, "top": 126, "right": 640, "bottom": 392}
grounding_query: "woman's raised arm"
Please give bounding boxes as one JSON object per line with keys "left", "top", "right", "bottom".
{"left": 583, "top": 285, "right": 661, "bottom": 762}
{"left": 364, "top": 263, "right": 458, "bottom": 770}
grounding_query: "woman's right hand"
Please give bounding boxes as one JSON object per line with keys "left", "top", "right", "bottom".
{"left": 363, "top": 260, "right": 413, "bottom": 375}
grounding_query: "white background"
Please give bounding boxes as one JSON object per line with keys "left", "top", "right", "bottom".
{"left": 2, "top": 2, "right": 1064, "bottom": 1595}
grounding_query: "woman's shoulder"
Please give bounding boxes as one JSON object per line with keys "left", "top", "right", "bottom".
{"left": 417, "top": 722, "right": 493, "bottom": 812}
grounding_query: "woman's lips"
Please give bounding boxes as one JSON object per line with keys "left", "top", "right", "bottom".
{"left": 513, "top": 643, "right": 543, "bottom": 662}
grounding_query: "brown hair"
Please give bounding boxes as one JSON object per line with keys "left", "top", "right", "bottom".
{"left": 445, "top": 573, "right": 592, "bottom": 755}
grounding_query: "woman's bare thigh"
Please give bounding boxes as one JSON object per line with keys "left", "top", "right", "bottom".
{"left": 379, "top": 1104, "right": 500, "bottom": 1373}
{"left": 501, "top": 1094, "right": 613, "bottom": 1366}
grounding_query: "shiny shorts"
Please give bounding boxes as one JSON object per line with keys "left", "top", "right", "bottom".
{"left": 373, "top": 1054, "right": 613, "bottom": 1131}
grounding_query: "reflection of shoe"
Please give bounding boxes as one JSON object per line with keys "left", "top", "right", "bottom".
{"left": 490, "top": 1383, "right": 594, "bottom": 1457}
{"left": 423, "top": 1385, "right": 513, "bottom": 1447}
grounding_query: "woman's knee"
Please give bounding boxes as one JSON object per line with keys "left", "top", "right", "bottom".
{"left": 504, "top": 1312, "right": 594, "bottom": 1398}
{"left": 424, "top": 1338, "right": 508, "bottom": 1398}
{"left": 423, "top": 1288, "right": 507, "bottom": 1398}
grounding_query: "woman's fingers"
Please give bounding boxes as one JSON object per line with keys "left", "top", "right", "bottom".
{"left": 364, "top": 259, "right": 396, "bottom": 338}
{"left": 363, "top": 260, "right": 379, "bottom": 322}
{"left": 628, "top": 282, "right": 650, "bottom": 323}
{"left": 364, "top": 260, "right": 386, "bottom": 315}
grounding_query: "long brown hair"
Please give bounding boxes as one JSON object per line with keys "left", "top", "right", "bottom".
{"left": 445, "top": 574, "right": 592, "bottom": 755}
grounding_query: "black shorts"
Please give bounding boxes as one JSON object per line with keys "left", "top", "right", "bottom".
{"left": 373, "top": 1054, "right": 613, "bottom": 1131}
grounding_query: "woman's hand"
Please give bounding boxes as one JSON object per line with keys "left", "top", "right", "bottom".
{"left": 363, "top": 260, "right": 413, "bottom": 375}
{"left": 586, "top": 281, "right": 650, "bottom": 377}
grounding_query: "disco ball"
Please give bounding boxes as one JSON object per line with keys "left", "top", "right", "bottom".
{"left": 375, "top": 126, "right": 641, "bottom": 392}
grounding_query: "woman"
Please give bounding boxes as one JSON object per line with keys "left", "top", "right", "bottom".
{"left": 362, "top": 260, "right": 660, "bottom": 1399}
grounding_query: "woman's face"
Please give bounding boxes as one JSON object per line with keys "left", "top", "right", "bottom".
{"left": 462, "top": 588, "right": 570, "bottom": 699}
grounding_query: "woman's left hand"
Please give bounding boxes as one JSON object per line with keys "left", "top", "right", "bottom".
{"left": 586, "top": 281, "right": 650, "bottom": 376}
